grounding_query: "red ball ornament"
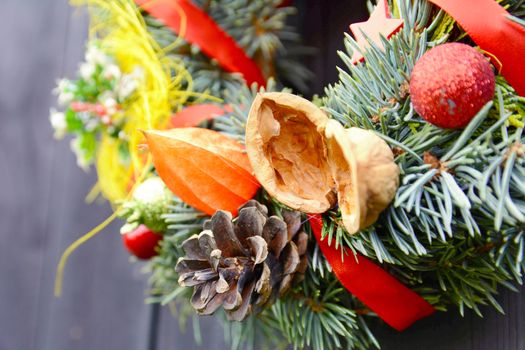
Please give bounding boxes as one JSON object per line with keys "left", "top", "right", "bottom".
{"left": 409, "top": 43, "right": 495, "bottom": 129}
{"left": 122, "top": 224, "right": 163, "bottom": 260}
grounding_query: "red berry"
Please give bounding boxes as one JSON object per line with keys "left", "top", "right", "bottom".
{"left": 122, "top": 224, "right": 163, "bottom": 260}
{"left": 409, "top": 43, "right": 495, "bottom": 129}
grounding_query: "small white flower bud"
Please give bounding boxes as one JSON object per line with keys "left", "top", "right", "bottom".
{"left": 85, "top": 45, "right": 108, "bottom": 65}
{"left": 79, "top": 62, "right": 96, "bottom": 80}
{"left": 49, "top": 109, "right": 67, "bottom": 139}
{"left": 103, "top": 64, "right": 121, "bottom": 80}
{"left": 132, "top": 177, "right": 168, "bottom": 204}
{"left": 58, "top": 92, "right": 74, "bottom": 106}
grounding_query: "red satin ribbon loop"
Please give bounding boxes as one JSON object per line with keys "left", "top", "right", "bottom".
{"left": 308, "top": 215, "right": 435, "bottom": 331}
{"left": 428, "top": 0, "right": 525, "bottom": 96}
{"left": 136, "top": 0, "right": 266, "bottom": 87}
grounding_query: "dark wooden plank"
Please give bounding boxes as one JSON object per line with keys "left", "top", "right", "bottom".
{"left": 0, "top": 1, "right": 73, "bottom": 349}
{"left": 369, "top": 287, "right": 525, "bottom": 350}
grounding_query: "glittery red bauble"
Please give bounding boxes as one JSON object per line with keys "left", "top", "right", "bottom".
{"left": 409, "top": 43, "right": 495, "bottom": 129}
{"left": 122, "top": 224, "right": 163, "bottom": 260}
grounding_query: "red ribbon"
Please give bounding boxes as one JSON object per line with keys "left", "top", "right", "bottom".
{"left": 170, "top": 104, "right": 227, "bottom": 128}
{"left": 135, "top": 0, "right": 266, "bottom": 87}
{"left": 428, "top": 0, "right": 525, "bottom": 96}
{"left": 308, "top": 214, "right": 435, "bottom": 331}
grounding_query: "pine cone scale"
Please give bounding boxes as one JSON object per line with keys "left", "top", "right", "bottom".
{"left": 191, "top": 283, "right": 224, "bottom": 315}
{"left": 209, "top": 211, "right": 246, "bottom": 256}
{"left": 234, "top": 206, "right": 266, "bottom": 244}
{"left": 283, "top": 210, "right": 302, "bottom": 239}
{"left": 197, "top": 231, "right": 218, "bottom": 259}
{"left": 295, "top": 231, "right": 309, "bottom": 255}
{"left": 181, "top": 235, "right": 208, "bottom": 260}
{"left": 281, "top": 241, "right": 300, "bottom": 275}
{"left": 263, "top": 216, "right": 288, "bottom": 257}
{"left": 227, "top": 280, "right": 256, "bottom": 321}
{"left": 246, "top": 235, "right": 268, "bottom": 264}
{"left": 175, "top": 258, "right": 210, "bottom": 274}
{"left": 222, "top": 285, "right": 242, "bottom": 310}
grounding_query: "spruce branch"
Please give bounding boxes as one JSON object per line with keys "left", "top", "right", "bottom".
{"left": 270, "top": 268, "right": 379, "bottom": 350}
{"left": 212, "top": 78, "right": 291, "bottom": 142}
{"left": 323, "top": 0, "right": 525, "bottom": 316}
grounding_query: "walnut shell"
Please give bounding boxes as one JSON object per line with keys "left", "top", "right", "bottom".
{"left": 245, "top": 92, "right": 399, "bottom": 235}
{"left": 245, "top": 92, "right": 336, "bottom": 213}
{"left": 324, "top": 120, "right": 400, "bottom": 234}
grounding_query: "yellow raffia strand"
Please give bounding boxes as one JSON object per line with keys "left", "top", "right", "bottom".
{"left": 85, "top": 183, "right": 101, "bottom": 204}
{"left": 54, "top": 211, "right": 120, "bottom": 296}
{"left": 89, "top": 0, "right": 187, "bottom": 202}
{"left": 55, "top": 0, "right": 218, "bottom": 297}
{"left": 55, "top": 155, "right": 153, "bottom": 297}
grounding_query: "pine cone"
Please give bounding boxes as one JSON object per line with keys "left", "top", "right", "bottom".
{"left": 175, "top": 200, "right": 308, "bottom": 321}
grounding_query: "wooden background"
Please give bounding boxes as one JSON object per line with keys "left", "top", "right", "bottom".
{"left": 1, "top": 0, "right": 524, "bottom": 349}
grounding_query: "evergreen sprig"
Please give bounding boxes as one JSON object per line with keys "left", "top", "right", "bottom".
{"left": 270, "top": 268, "right": 379, "bottom": 350}
{"left": 212, "top": 78, "right": 291, "bottom": 142}
{"left": 147, "top": 196, "right": 206, "bottom": 304}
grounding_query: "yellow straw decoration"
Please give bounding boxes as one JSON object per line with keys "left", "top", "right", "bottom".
{"left": 73, "top": 0, "right": 204, "bottom": 203}
{"left": 54, "top": 211, "right": 120, "bottom": 296}
{"left": 84, "top": 183, "right": 101, "bottom": 204}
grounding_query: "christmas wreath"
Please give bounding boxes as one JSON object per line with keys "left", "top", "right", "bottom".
{"left": 51, "top": 0, "right": 525, "bottom": 349}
